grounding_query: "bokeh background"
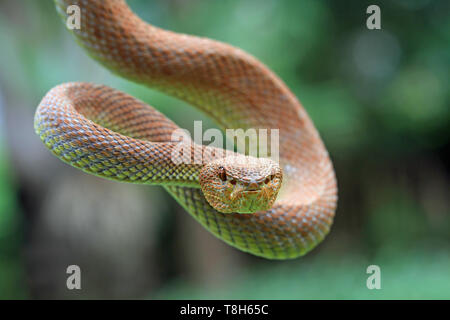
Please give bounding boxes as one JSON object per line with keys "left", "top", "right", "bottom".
{"left": 0, "top": 0, "right": 449, "bottom": 299}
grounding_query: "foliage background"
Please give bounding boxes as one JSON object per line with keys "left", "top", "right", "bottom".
{"left": 0, "top": 0, "right": 448, "bottom": 299}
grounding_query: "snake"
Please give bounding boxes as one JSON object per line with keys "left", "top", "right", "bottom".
{"left": 34, "top": 0, "right": 337, "bottom": 259}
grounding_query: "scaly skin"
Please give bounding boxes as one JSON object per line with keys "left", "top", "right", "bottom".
{"left": 34, "top": 0, "right": 338, "bottom": 259}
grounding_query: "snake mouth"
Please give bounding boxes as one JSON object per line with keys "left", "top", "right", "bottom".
{"left": 242, "top": 190, "right": 260, "bottom": 195}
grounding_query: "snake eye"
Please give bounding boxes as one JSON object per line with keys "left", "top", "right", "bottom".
{"left": 218, "top": 166, "right": 227, "bottom": 181}
{"left": 230, "top": 179, "right": 237, "bottom": 185}
{"left": 264, "top": 177, "right": 270, "bottom": 184}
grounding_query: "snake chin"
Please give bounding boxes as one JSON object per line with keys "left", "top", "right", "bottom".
{"left": 199, "top": 156, "right": 282, "bottom": 214}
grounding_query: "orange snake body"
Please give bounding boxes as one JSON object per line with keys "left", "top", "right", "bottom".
{"left": 34, "top": 0, "right": 337, "bottom": 259}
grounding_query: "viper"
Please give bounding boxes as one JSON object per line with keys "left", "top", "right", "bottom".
{"left": 34, "top": 0, "right": 338, "bottom": 259}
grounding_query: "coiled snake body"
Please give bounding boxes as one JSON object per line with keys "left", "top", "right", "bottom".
{"left": 34, "top": 0, "right": 337, "bottom": 259}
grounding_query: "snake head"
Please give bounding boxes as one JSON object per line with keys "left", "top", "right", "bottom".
{"left": 199, "top": 156, "right": 282, "bottom": 214}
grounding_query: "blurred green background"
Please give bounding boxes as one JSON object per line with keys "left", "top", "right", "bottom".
{"left": 0, "top": 0, "right": 449, "bottom": 299}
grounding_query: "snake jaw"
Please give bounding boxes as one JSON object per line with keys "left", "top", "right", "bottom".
{"left": 230, "top": 188, "right": 243, "bottom": 202}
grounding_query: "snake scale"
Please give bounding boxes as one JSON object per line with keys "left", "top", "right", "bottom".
{"left": 34, "top": 0, "right": 337, "bottom": 259}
